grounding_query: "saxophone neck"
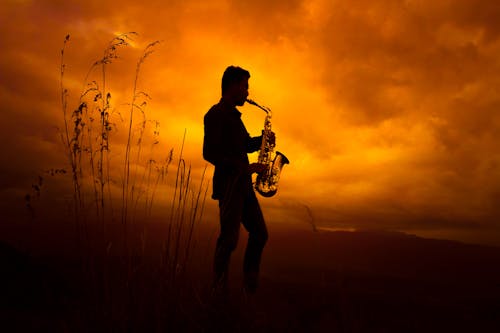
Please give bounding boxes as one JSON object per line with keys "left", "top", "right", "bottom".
{"left": 246, "top": 98, "right": 271, "bottom": 114}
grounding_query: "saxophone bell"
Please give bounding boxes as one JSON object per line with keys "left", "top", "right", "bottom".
{"left": 255, "top": 151, "right": 290, "bottom": 197}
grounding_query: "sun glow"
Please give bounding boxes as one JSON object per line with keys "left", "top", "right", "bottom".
{"left": 1, "top": 0, "right": 500, "bottom": 245}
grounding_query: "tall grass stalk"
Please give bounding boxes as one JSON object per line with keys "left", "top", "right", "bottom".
{"left": 121, "top": 40, "right": 160, "bottom": 235}
{"left": 96, "top": 33, "right": 137, "bottom": 228}
{"left": 165, "top": 130, "right": 186, "bottom": 271}
{"left": 60, "top": 33, "right": 139, "bottom": 251}
{"left": 60, "top": 34, "right": 85, "bottom": 249}
{"left": 157, "top": 129, "right": 211, "bottom": 326}
{"left": 56, "top": 33, "right": 212, "bottom": 330}
{"left": 148, "top": 148, "right": 174, "bottom": 217}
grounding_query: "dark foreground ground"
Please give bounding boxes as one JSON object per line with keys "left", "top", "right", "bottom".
{"left": 1, "top": 221, "right": 500, "bottom": 332}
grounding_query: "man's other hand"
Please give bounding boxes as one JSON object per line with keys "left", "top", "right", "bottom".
{"left": 261, "top": 131, "right": 276, "bottom": 146}
{"left": 268, "top": 131, "right": 276, "bottom": 146}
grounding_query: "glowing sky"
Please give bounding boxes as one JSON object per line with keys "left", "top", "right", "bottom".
{"left": 1, "top": 0, "right": 500, "bottom": 245}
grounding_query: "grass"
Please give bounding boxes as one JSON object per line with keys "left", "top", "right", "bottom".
{"left": 42, "top": 33, "right": 213, "bottom": 331}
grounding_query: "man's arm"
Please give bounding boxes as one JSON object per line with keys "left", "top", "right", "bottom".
{"left": 246, "top": 134, "right": 262, "bottom": 153}
{"left": 247, "top": 130, "right": 276, "bottom": 153}
{"left": 247, "top": 133, "right": 272, "bottom": 174}
{"left": 203, "top": 111, "right": 247, "bottom": 171}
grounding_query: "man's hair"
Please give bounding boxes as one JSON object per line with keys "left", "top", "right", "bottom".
{"left": 221, "top": 66, "right": 250, "bottom": 94}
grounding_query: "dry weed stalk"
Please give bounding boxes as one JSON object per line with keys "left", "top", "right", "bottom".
{"left": 55, "top": 33, "right": 211, "bottom": 330}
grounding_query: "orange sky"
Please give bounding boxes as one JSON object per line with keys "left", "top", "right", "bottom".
{"left": 1, "top": 0, "right": 500, "bottom": 245}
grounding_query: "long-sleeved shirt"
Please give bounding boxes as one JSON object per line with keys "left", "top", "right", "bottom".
{"left": 203, "top": 99, "right": 262, "bottom": 199}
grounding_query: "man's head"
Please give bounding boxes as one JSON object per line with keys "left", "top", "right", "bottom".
{"left": 221, "top": 66, "right": 250, "bottom": 106}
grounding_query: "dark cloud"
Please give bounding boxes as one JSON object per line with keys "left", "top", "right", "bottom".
{"left": 1, "top": 0, "right": 500, "bottom": 245}
{"left": 303, "top": 1, "right": 500, "bottom": 127}
{"left": 227, "top": 0, "right": 306, "bottom": 41}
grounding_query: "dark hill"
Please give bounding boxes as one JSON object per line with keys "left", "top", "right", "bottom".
{"left": 2, "top": 225, "right": 500, "bottom": 332}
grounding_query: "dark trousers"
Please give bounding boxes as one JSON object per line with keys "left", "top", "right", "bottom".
{"left": 213, "top": 175, "right": 268, "bottom": 290}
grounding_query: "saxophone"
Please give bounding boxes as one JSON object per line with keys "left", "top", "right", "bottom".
{"left": 246, "top": 99, "right": 289, "bottom": 197}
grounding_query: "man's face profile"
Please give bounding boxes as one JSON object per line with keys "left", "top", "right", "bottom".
{"left": 234, "top": 78, "right": 249, "bottom": 106}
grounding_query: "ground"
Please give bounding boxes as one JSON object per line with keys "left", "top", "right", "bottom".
{"left": 1, "top": 221, "right": 500, "bottom": 332}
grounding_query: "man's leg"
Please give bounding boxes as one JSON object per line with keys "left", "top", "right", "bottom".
{"left": 241, "top": 189, "right": 268, "bottom": 293}
{"left": 213, "top": 178, "right": 245, "bottom": 291}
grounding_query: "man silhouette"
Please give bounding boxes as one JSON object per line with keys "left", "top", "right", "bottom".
{"left": 203, "top": 66, "right": 270, "bottom": 294}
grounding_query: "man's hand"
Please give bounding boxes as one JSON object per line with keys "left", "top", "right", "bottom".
{"left": 268, "top": 131, "right": 276, "bottom": 146}
{"left": 262, "top": 130, "right": 276, "bottom": 146}
{"left": 248, "top": 163, "right": 267, "bottom": 174}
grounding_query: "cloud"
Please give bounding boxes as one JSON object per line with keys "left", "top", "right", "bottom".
{"left": 1, "top": 0, "right": 500, "bottom": 244}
